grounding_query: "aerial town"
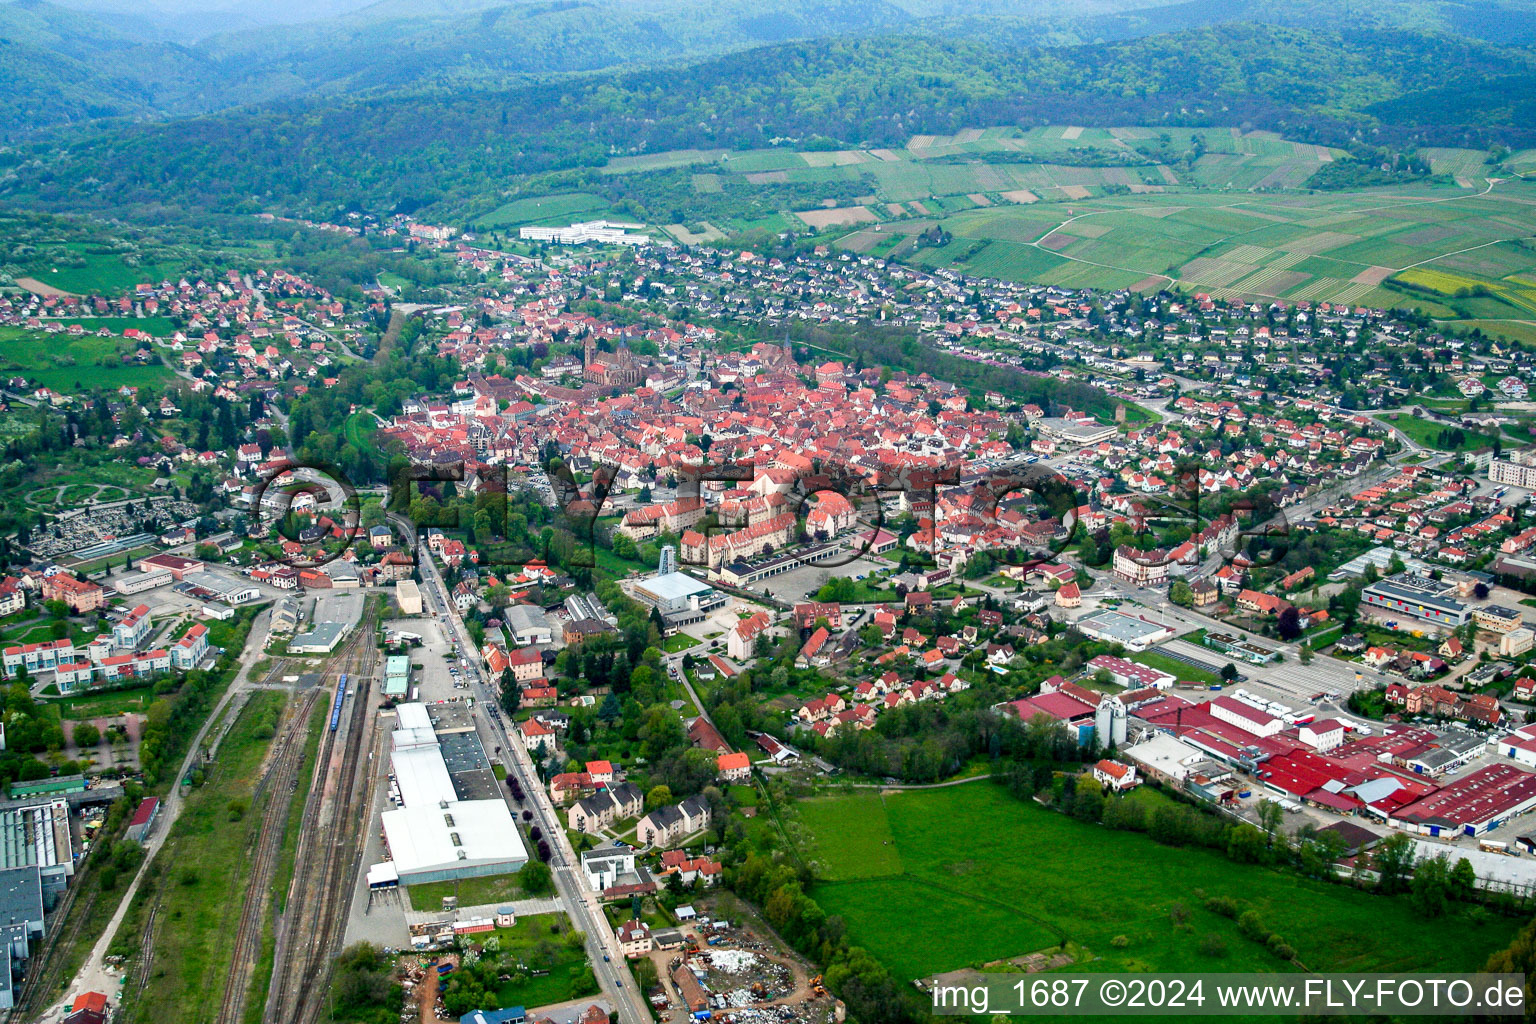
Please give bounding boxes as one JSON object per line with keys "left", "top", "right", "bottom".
{"left": 5, "top": 178, "right": 1536, "bottom": 1024}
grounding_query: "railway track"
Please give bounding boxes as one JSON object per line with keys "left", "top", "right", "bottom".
{"left": 214, "top": 687, "right": 325, "bottom": 1024}
{"left": 14, "top": 885, "right": 96, "bottom": 1019}
{"left": 263, "top": 620, "right": 379, "bottom": 1024}
{"left": 128, "top": 896, "right": 161, "bottom": 1007}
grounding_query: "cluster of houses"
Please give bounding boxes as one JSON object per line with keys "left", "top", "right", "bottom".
{"left": 3, "top": 266, "right": 356, "bottom": 409}
{"left": 1, "top": 600, "right": 210, "bottom": 692}
{"left": 1384, "top": 682, "right": 1503, "bottom": 725}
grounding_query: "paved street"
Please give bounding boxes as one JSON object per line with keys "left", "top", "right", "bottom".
{"left": 391, "top": 514, "right": 653, "bottom": 1024}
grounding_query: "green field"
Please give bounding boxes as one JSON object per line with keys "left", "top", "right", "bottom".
{"left": 342, "top": 412, "right": 385, "bottom": 464}
{"left": 450, "top": 913, "right": 597, "bottom": 1010}
{"left": 0, "top": 326, "right": 173, "bottom": 392}
{"left": 1130, "top": 649, "right": 1220, "bottom": 685}
{"left": 406, "top": 871, "right": 524, "bottom": 911}
{"left": 661, "top": 633, "right": 701, "bottom": 653}
{"left": 798, "top": 793, "right": 903, "bottom": 879}
{"left": 839, "top": 181, "right": 1536, "bottom": 318}
{"left": 473, "top": 192, "right": 610, "bottom": 228}
{"left": 112, "top": 692, "right": 285, "bottom": 1024}
{"left": 52, "top": 684, "right": 158, "bottom": 720}
{"left": 1386, "top": 414, "right": 1500, "bottom": 452}
{"left": 799, "top": 785, "right": 1518, "bottom": 981}
{"left": 19, "top": 247, "right": 186, "bottom": 296}
{"left": 559, "top": 126, "right": 1536, "bottom": 339}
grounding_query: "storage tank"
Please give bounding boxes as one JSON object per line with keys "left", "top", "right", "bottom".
{"left": 1095, "top": 696, "right": 1127, "bottom": 747}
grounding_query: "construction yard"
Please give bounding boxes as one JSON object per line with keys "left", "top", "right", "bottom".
{"left": 643, "top": 898, "right": 842, "bottom": 1024}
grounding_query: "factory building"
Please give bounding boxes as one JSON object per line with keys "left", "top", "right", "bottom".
{"left": 377, "top": 704, "right": 526, "bottom": 886}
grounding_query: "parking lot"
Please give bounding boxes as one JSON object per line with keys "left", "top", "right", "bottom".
{"left": 312, "top": 590, "right": 365, "bottom": 630}
{"left": 103, "top": 564, "right": 287, "bottom": 617}
{"left": 740, "top": 554, "right": 891, "bottom": 605}
{"left": 384, "top": 616, "right": 466, "bottom": 703}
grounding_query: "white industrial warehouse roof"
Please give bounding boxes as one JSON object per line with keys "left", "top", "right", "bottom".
{"left": 381, "top": 799, "right": 526, "bottom": 877}
{"left": 396, "top": 703, "right": 434, "bottom": 731}
{"left": 636, "top": 571, "right": 713, "bottom": 602}
{"left": 393, "top": 727, "right": 438, "bottom": 752}
{"left": 392, "top": 745, "right": 457, "bottom": 807}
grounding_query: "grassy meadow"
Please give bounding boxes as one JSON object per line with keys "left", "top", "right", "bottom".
{"left": 0, "top": 326, "right": 173, "bottom": 392}
{"left": 796, "top": 784, "right": 1519, "bottom": 981}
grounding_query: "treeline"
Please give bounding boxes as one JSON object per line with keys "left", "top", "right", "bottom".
{"left": 288, "top": 334, "right": 458, "bottom": 486}
{"left": 816, "top": 699, "right": 1043, "bottom": 782}
{"left": 732, "top": 853, "right": 931, "bottom": 1024}
{"left": 1000, "top": 762, "right": 1523, "bottom": 920}
{"left": 594, "top": 166, "right": 867, "bottom": 229}
{"left": 1305, "top": 147, "right": 1434, "bottom": 190}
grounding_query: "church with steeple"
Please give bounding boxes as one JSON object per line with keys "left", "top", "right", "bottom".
{"left": 583, "top": 336, "right": 645, "bottom": 388}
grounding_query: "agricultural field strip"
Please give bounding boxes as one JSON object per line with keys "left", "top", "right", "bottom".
{"left": 993, "top": 178, "right": 1526, "bottom": 299}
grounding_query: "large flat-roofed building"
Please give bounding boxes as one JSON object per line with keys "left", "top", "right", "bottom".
{"left": 1328, "top": 545, "right": 1430, "bottom": 582}
{"left": 178, "top": 571, "right": 260, "bottom": 605}
{"left": 1474, "top": 605, "right": 1524, "bottom": 634}
{"left": 1073, "top": 609, "right": 1176, "bottom": 651}
{"left": 1490, "top": 448, "right": 1536, "bottom": 489}
{"left": 1036, "top": 417, "right": 1118, "bottom": 447}
{"left": 378, "top": 704, "right": 526, "bottom": 886}
{"left": 503, "top": 605, "right": 553, "bottom": 646}
{"left": 631, "top": 572, "right": 723, "bottom": 615}
{"left": 0, "top": 800, "right": 73, "bottom": 895}
{"left": 630, "top": 571, "right": 725, "bottom": 627}
{"left": 112, "top": 569, "right": 173, "bottom": 595}
{"left": 0, "top": 866, "right": 45, "bottom": 1010}
{"left": 392, "top": 745, "right": 457, "bottom": 807}
{"left": 381, "top": 801, "right": 528, "bottom": 886}
{"left": 1388, "top": 763, "right": 1536, "bottom": 837}
{"left": 138, "top": 553, "right": 203, "bottom": 580}
{"left": 1362, "top": 572, "right": 1469, "bottom": 628}
{"left": 519, "top": 220, "right": 651, "bottom": 246}
{"left": 395, "top": 579, "right": 422, "bottom": 616}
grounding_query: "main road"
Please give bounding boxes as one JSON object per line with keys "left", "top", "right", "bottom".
{"left": 389, "top": 514, "right": 652, "bottom": 1024}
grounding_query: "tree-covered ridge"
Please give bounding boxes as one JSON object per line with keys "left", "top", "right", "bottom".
{"left": 0, "top": 0, "right": 926, "bottom": 135}
{"left": 2, "top": 23, "right": 1533, "bottom": 218}
{"left": 5, "top": 0, "right": 1536, "bottom": 136}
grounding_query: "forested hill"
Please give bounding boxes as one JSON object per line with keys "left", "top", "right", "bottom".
{"left": 0, "top": 0, "right": 924, "bottom": 131}
{"left": 2, "top": 23, "right": 1534, "bottom": 219}
{"left": 5, "top": 0, "right": 1536, "bottom": 135}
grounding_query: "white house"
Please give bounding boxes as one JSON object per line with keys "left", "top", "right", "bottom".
{"left": 1092, "top": 759, "right": 1138, "bottom": 791}
{"left": 1300, "top": 719, "right": 1346, "bottom": 753}
{"left": 616, "top": 919, "right": 653, "bottom": 958}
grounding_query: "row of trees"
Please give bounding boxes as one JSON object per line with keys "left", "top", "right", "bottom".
{"left": 732, "top": 853, "right": 930, "bottom": 1024}
{"left": 138, "top": 613, "right": 254, "bottom": 784}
